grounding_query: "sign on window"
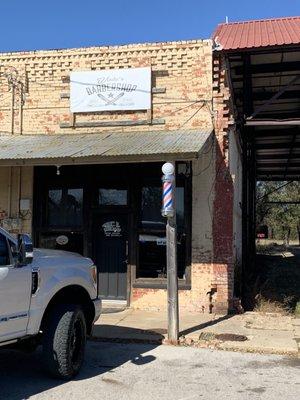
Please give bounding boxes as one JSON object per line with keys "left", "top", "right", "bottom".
{"left": 70, "top": 67, "right": 151, "bottom": 113}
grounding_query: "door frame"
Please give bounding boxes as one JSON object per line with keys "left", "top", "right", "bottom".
{"left": 91, "top": 207, "right": 132, "bottom": 304}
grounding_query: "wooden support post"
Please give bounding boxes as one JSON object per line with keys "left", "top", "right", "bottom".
{"left": 69, "top": 113, "right": 75, "bottom": 128}
{"left": 147, "top": 108, "right": 152, "bottom": 125}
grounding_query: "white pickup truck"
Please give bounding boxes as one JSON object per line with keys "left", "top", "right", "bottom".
{"left": 0, "top": 227, "right": 101, "bottom": 379}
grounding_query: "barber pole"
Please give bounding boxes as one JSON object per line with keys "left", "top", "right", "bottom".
{"left": 162, "top": 177, "right": 174, "bottom": 217}
{"left": 161, "top": 162, "right": 175, "bottom": 218}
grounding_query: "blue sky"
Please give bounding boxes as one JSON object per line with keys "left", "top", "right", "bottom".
{"left": 1, "top": 0, "right": 299, "bottom": 51}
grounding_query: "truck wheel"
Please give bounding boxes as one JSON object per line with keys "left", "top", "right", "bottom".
{"left": 42, "top": 304, "right": 87, "bottom": 379}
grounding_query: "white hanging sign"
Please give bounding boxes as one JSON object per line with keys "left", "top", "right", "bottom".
{"left": 70, "top": 67, "right": 151, "bottom": 113}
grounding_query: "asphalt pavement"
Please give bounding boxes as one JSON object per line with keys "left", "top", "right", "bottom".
{"left": 0, "top": 341, "right": 299, "bottom": 400}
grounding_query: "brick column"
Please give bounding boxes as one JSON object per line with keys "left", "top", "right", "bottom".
{"left": 212, "top": 53, "right": 235, "bottom": 313}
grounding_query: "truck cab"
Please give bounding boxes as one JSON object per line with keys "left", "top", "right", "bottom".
{"left": 0, "top": 227, "right": 101, "bottom": 379}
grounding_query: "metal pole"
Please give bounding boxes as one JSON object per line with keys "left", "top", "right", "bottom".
{"left": 161, "top": 161, "right": 179, "bottom": 344}
{"left": 19, "top": 82, "right": 24, "bottom": 135}
{"left": 166, "top": 209, "right": 179, "bottom": 343}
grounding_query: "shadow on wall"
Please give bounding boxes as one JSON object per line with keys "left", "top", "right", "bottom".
{"left": 190, "top": 134, "right": 235, "bottom": 314}
{"left": 212, "top": 138, "right": 234, "bottom": 313}
{"left": 0, "top": 330, "right": 161, "bottom": 400}
{"left": 193, "top": 136, "right": 234, "bottom": 314}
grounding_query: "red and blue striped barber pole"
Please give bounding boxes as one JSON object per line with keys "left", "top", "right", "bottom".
{"left": 163, "top": 179, "right": 173, "bottom": 211}
{"left": 161, "top": 169, "right": 175, "bottom": 218}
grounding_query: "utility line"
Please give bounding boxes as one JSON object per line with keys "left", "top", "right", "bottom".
{"left": 0, "top": 71, "right": 212, "bottom": 106}
{"left": 179, "top": 103, "right": 205, "bottom": 129}
{"left": 24, "top": 78, "right": 211, "bottom": 104}
{"left": 257, "top": 181, "right": 295, "bottom": 202}
{"left": 0, "top": 100, "right": 208, "bottom": 136}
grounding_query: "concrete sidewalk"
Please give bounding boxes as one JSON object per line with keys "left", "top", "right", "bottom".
{"left": 92, "top": 308, "right": 300, "bottom": 356}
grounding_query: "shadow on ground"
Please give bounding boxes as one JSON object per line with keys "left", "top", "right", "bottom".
{"left": 93, "top": 324, "right": 166, "bottom": 343}
{"left": 0, "top": 328, "right": 162, "bottom": 400}
{"left": 179, "top": 315, "right": 233, "bottom": 337}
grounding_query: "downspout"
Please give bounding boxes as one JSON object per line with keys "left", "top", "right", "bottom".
{"left": 7, "top": 82, "right": 15, "bottom": 219}
{"left": 7, "top": 167, "right": 12, "bottom": 218}
{"left": 11, "top": 82, "right": 15, "bottom": 135}
{"left": 19, "top": 82, "right": 23, "bottom": 135}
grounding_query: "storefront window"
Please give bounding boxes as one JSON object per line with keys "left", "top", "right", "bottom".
{"left": 99, "top": 189, "right": 127, "bottom": 206}
{"left": 39, "top": 232, "right": 84, "bottom": 255}
{"left": 48, "top": 188, "right": 83, "bottom": 227}
{"left": 138, "top": 185, "right": 186, "bottom": 279}
{"left": 141, "top": 187, "right": 165, "bottom": 230}
{"left": 141, "top": 186, "right": 185, "bottom": 231}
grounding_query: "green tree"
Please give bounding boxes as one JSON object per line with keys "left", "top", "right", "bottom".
{"left": 256, "top": 181, "right": 300, "bottom": 245}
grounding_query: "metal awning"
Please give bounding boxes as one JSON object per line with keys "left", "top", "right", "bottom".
{"left": 0, "top": 129, "right": 212, "bottom": 166}
{"left": 213, "top": 17, "right": 300, "bottom": 51}
{"left": 216, "top": 41, "right": 300, "bottom": 180}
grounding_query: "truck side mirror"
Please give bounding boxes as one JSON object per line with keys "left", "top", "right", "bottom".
{"left": 17, "top": 234, "right": 33, "bottom": 266}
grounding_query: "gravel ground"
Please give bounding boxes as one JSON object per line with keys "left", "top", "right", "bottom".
{"left": 0, "top": 341, "right": 299, "bottom": 400}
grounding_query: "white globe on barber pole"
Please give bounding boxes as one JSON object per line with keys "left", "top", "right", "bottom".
{"left": 161, "top": 162, "right": 175, "bottom": 218}
{"left": 162, "top": 162, "right": 175, "bottom": 176}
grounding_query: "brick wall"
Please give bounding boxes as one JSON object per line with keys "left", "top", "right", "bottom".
{"left": 0, "top": 40, "right": 236, "bottom": 313}
{"left": 131, "top": 147, "right": 217, "bottom": 313}
{"left": 131, "top": 52, "right": 236, "bottom": 314}
{"left": 211, "top": 53, "right": 235, "bottom": 312}
{"left": 0, "top": 40, "right": 213, "bottom": 135}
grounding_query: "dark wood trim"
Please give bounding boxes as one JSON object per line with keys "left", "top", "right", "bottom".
{"left": 222, "top": 44, "right": 300, "bottom": 56}
{"left": 60, "top": 87, "right": 166, "bottom": 99}
{"left": 60, "top": 118, "right": 165, "bottom": 128}
{"left": 242, "top": 53, "right": 253, "bottom": 118}
{"left": 257, "top": 162, "right": 300, "bottom": 168}
{"left": 132, "top": 161, "right": 192, "bottom": 287}
{"left": 133, "top": 279, "right": 191, "bottom": 290}
{"left": 256, "top": 153, "right": 300, "bottom": 160}
{"left": 234, "top": 61, "right": 300, "bottom": 76}
{"left": 255, "top": 142, "right": 300, "bottom": 150}
{"left": 32, "top": 162, "right": 192, "bottom": 303}
{"left": 246, "top": 119, "right": 300, "bottom": 126}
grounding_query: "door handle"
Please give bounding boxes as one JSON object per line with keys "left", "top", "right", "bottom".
{"left": 124, "top": 241, "right": 128, "bottom": 264}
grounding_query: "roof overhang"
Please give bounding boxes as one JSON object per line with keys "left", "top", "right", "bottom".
{"left": 213, "top": 17, "right": 300, "bottom": 52}
{"left": 227, "top": 49, "right": 300, "bottom": 180}
{"left": 0, "top": 129, "right": 213, "bottom": 166}
{"left": 212, "top": 17, "right": 300, "bottom": 180}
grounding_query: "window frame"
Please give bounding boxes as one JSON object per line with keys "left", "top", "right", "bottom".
{"left": 0, "top": 233, "right": 14, "bottom": 267}
{"left": 46, "top": 186, "right": 84, "bottom": 229}
{"left": 133, "top": 165, "right": 192, "bottom": 289}
{"left": 98, "top": 187, "right": 128, "bottom": 207}
{"left": 32, "top": 162, "right": 192, "bottom": 291}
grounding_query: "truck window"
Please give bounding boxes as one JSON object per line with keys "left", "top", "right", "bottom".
{"left": 0, "top": 234, "right": 9, "bottom": 266}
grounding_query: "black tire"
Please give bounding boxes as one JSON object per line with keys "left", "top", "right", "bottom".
{"left": 42, "top": 304, "right": 87, "bottom": 379}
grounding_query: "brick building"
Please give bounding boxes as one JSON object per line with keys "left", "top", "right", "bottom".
{"left": 0, "top": 39, "right": 239, "bottom": 313}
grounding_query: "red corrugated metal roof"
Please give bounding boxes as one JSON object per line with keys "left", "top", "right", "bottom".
{"left": 213, "top": 16, "right": 300, "bottom": 51}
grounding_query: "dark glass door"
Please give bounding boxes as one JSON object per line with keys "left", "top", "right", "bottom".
{"left": 93, "top": 213, "right": 128, "bottom": 300}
